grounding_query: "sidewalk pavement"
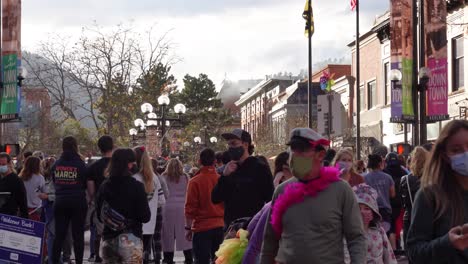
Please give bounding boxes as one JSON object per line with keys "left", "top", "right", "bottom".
{"left": 78, "top": 231, "right": 408, "bottom": 264}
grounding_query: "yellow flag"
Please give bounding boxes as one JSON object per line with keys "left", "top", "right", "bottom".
{"left": 302, "top": 0, "right": 314, "bottom": 37}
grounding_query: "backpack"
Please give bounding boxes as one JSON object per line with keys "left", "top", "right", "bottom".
{"left": 224, "top": 217, "right": 252, "bottom": 239}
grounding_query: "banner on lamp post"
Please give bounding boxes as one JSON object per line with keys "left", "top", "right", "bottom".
{"left": 0, "top": 54, "right": 19, "bottom": 120}
{"left": 1, "top": 0, "right": 22, "bottom": 121}
{"left": 390, "top": 0, "right": 414, "bottom": 122}
{"left": 424, "top": 0, "right": 449, "bottom": 122}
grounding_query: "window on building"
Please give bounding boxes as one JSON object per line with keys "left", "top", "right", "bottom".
{"left": 359, "top": 85, "right": 365, "bottom": 111}
{"left": 384, "top": 62, "right": 391, "bottom": 105}
{"left": 453, "top": 36, "right": 464, "bottom": 91}
{"left": 367, "top": 80, "right": 377, "bottom": 109}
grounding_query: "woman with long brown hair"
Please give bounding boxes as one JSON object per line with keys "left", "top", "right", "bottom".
{"left": 132, "top": 146, "right": 165, "bottom": 264}
{"left": 161, "top": 158, "right": 193, "bottom": 264}
{"left": 407, "top": 120, "right": 468, "bottom": 263}
{"left": 400, "top": 146, "right": 428, "bottom": 253}
{"left": 19, "top": 156, "right": 46, "bottom": 221}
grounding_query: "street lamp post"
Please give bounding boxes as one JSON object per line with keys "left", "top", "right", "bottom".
{"left": 419, "top": 67, "right": 431, "bottom": 145}
{"left": 133, "top": 95, "right": 186, "bottom": 157}
{"left": 129, "top": 128, "right": 138, "bottom": 146}
{"left": 210, "top": 137, "right": 218, "bottom": 145}
{"left": 390, "top": 69, "right": 408, "bottom": 145}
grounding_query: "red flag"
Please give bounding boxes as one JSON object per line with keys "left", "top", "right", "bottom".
{"left": 351, "top": 0, "right": 357, "bottom": 11}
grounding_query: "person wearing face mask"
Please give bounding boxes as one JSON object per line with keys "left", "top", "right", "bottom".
{"left": 273, "top": 152, "right": 292, "bottom": 188}
{"left": 0, "top": 152, "right": 28, "bottom": 218}
{"left": 96, "top": 148, "right": 151, "bottom": 263}
{"left": 364, "top": 154, "right": 396, "bottom": 234}
{"left": 407, "top": 120, "right": 468, "bottom": 263}
{"left": 211, "top": 128, "right": 274, "bottom": 228}
{"left": 260, "top": 128, "right": 366, "bottom": 264}
{"left": 344, "top": 184, "right": 397, "bottom": 264}
{"left": 383, "top": 152, "right": 408, "bottom": 251}
{"left": 331, "top": 148, "right": 364, "bottom": 187}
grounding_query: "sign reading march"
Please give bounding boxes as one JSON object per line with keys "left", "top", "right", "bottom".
{"left": 0, "top": 213, "right": 45, "bottom": 264}
{"left": 1, "top": 54, "right": 19, "bottom": 120}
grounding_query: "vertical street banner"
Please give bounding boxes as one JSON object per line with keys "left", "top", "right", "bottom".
{"left": 425, "top": 0, "right": 449, "bottom": 122}
{"left": 0, "top": 214, "right": 46, "bottom": 264}
{"left": 1, "top": 0, "right": 22, "bottom": 120}
{"left": 1, "top": 54, "right": 19, "bottom": 119}
{"left": 390, "top": 0, "right": 414, "bottom": 122}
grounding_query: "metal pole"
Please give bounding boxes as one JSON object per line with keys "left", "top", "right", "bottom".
{"left": 403, "top": 123, "right": 408, "bottom": 144}
{"left": 161, "top": 105, "right": 166, "bottom": 155}
{"left": 355, "top": 2, "right": 361, "bottom": 160}
{"left": 327, "top": 93, "right": 332, "bottom": 140}
{"left": 307, "top": 0, "right": 313, "bottom": 129}
{"left": 411, "top": 0, "right": 420, "bottom": 146}
{"left": 0, "top": 0, "right": 3, "bottom": 146}
{"left": 419, "top": 0, "right": 427, "bottom": 145}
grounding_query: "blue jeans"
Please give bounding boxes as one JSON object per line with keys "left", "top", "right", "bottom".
{"left": 192, "top": 227, "right": 224, "bottom": 264}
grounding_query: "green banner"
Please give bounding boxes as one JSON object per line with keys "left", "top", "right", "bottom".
{"left": 1, "top": 54, "right": 19, "bottom": 119}
{"left": 401, "top": 58, "right": 414, "bottom": 118}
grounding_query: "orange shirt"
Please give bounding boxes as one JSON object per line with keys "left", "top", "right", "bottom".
{"left": 185, "top": 166, "right": 224, "bottom": 232}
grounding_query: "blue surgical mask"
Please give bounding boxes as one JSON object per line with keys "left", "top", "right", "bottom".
{"left": 450, "top": 152, "right": 468, "bottom": 176}
{"left": 0, "top": 165, "right": 8, "bottom": 174}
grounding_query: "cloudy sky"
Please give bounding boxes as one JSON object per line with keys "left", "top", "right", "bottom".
{"left": 22, "top": 0, "right": 388, "bottom": 88}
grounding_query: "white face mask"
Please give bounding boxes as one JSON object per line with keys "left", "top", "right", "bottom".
{"left": 450, "top": 152, "right": 468, "bottom": 176}
{"left": 338, "top": 161, "right": 353, "bottom": 171}
{"left": 0, "top": 165, "right": 8, "bottom": 174}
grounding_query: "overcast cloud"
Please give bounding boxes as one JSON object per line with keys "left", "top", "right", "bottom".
{"left": 22, "top": 0, "right": 388, "bottom": 87}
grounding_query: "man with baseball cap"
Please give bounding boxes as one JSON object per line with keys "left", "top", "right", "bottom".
{"left": 211, "top": 128, "right": 274, "bottom": 228}
{"left": 260, "top": 128, "right": 366, "bottom": 264}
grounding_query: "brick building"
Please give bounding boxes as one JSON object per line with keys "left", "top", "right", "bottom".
{"left": 346, "top": 1, "right": 467, "bottom": 151}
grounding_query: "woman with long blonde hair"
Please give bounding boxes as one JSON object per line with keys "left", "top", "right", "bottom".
{"left": 407, "top": 120, "right": 468, "bottom": 263}
{"left": 331, "top": 148, "right": 364, "bottom": 187}
{"left": 132, "top": 146, "right": 165, "bottom": 264}
{"left": 161, "top": 158, "right": 192, "bottom": 264}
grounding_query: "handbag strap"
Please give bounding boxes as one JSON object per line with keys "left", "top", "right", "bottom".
{"left": 406, "top": 175, "right": 414, "bottom": 206}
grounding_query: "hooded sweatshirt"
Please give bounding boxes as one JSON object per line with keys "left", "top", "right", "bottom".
{"left": 52, "top": 151, "right": 87, "bottom": 199}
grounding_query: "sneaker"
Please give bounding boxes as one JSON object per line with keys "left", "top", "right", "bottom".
{"left": 88, "top": 254, "right": 96, "bottom": 262}
{"left": 94, "top": 256, "right": 103, "bottom": 263}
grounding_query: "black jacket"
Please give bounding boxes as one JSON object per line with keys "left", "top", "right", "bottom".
{"left": 384, "top": 165, "right": 407, "bottom": 209}
{"left": 52, "top": 151, "right": 87, "bottom": 199}
{"left": 96, "top": 175, "right": 151, "bottom": 240}
{"left": 400, "top": 174, "right": 420, "bottom": 223}
{"left": 407, "top": 187, "right": 468, "bottom": 263}
{"left": 211, "top": 156, "right": 274, "bottom": 227}
{"left": 0, "top": 172, "right": 28, "bottom": 218}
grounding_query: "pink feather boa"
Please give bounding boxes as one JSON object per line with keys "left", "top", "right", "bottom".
{"left": 270, "top": 166, "right": 341, "bottom": 236}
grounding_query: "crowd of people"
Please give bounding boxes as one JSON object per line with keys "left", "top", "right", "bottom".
{"left": 1, "top": 120, "right": 468, "bottom": 263}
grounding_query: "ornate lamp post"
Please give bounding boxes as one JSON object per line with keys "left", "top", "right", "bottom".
{"left": 131, "top": 94, "right": 186, "bottom": 157}
{"left": 210, "top": 137, "right": 218, "bottom": 145}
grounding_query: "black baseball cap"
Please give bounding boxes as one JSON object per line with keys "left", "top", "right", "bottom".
{"left": 221, "top": 128, "right": 252, "bottom": 145}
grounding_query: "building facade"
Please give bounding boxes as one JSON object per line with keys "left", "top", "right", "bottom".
{"left": 346, "top": 2, "right": 467, "bottom": 151}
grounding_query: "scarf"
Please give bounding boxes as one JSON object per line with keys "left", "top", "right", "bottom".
{"left": 270, "top": 166, "right": 340, "bottom": 236}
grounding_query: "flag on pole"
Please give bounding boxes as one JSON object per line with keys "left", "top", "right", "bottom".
{"left": 351, "top": 0, "right": 357, "bottom": 11}
{"left": 302, "top": 0, "right": 314, "bottom": 37}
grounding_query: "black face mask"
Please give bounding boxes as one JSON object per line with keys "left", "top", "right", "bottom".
{"left": 228, "top": 146, "right": 245, "bottom": 161}
{"left": 130, "top": 164, "right": 139, "bottom": 175}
